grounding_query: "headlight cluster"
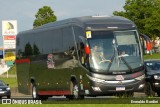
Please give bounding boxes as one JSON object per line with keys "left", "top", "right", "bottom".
{"left": 154, "top": 75, "right": 160, "bottom": 79}
{"left": 135, "top": 74, "right": 145, "bottom": 80}
{"left": 6, "top": 87, "right": 10, "bottom": 91}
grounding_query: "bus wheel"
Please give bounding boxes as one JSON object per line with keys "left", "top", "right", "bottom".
{"left": 70, "top": 81, "right": 79, "bottom": 99}
{"left": 7, "top": 95, "right": 11, "bottom": 99}
{"left": 126, "top": 92, "right": 134, "bottom": 97}
{"left": 32, "top": 84, "right": 38, "bottom": 99}
{"left": 145, "top": 82, "right": 155, "bottom": 97}
{"left": 38, "top": 95, "right": 48, "bottom": 100}
{"left": 157, "top": 91, "right": 160, "bottom": 97}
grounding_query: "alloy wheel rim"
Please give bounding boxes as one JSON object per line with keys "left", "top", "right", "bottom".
{"left": 32, "top": 86, "right": 37, "bottom": 98}
{"left": 73, "top": 85, "right": 78, "bottom": 98}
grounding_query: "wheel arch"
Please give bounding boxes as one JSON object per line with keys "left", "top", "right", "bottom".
{"left": 30, "top": 77, "right": 35, "bottom": 84}
{"left": 70, "top": 75, "right": 78, "bottom": 84}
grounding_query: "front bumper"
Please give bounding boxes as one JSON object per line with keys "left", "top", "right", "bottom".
{"left": 153, "top": 80, "right": 160, "bottom": 91}
{"left": 88, "top": 79, "right": 145, "bottom": 95}
{"left": 0, "top": 90, "right": 11, "bottom": 97}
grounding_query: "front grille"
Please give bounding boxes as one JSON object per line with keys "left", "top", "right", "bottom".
{"left": 0, "top": 88, "right": 6, "bottom": 91}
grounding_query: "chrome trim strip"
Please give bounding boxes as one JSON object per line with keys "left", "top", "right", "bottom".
{"left": 104, "top": 79, "right": 135, "bottom": 84}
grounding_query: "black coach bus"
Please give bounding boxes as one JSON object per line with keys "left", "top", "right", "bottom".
{"left": 16, "top": 16, "right": 145, "bottom": 99}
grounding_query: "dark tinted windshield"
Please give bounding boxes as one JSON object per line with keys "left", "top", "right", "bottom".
{"left": 145, "top": 61, "right": 160, "bottom": 71}
{"left": 0, "top": 81, "right": 5, "bottom": 86}
{"left": 88, "top": 30, "right": 143, "bottom": 73}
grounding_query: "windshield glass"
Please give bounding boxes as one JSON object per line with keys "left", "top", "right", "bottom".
{"left": 145, "top": 61, "right": 160, "bottom": 71}
{"left": 0, "top": 81, "right": 5, "bottom": 86}
{"left": 88, "top": 30, "right": 143, "bottom": 73}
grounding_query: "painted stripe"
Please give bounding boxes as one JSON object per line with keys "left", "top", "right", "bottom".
{"left": 38, "top": 90, "right": 71, "bottom": 95}
{"left": 16, "top": 58, "right": 30, "bottom": 64}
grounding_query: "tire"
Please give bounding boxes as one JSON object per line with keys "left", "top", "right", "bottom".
{"left": 68, "top": 81, "right": 84, "bottom": 100}
{"left": 116, "top": 92, "right": 134, "bottom": 98}
{"left": 7, "top": 95, "right": 11, "bottom": 98}
{"left": 126, "top": 92, "right": 134, "bottom": 97}
{"left": 144, "top": 82, "right": 155, "bottom": 97}
{"left": 70, "top": 81, "right": 79, "bottom": 99}
{"left": 38, "top": 95, "right": 48, "bottom": 100}
{"left": 32, "top": 84, "right": 39, "bottom": 99}
{"left": 157, "top": 91, "right": 160, "bottom": 97}
{"left": 31, "top": 83, "right": 48, "bottom": 100}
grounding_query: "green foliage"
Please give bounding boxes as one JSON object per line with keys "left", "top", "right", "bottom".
{"left": 33, "top": 6, "right": 57, "bottom": 28}
{"left": 24, "top": 42, "right": 33, "bottom": 56}
{"left": 0, "top": 104, "right": 159, "bottom": 107}
{"left": 113, "top": 0, "right": 160, "bottom": 37}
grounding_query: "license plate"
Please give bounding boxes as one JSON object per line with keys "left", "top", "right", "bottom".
{"left": 116, "top": 87, "right": 125, "bottom": 91}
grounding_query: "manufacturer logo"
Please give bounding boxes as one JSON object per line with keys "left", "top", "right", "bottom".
{"left": 117, "top": 81, "right": 123, "bottom": 85}
{"left": 115, "top": 75, "right": 124, "bottom": 80}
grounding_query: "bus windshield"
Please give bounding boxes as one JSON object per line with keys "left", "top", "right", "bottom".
{"left": 88, "top": 30, "right": 143, "bottom": 74}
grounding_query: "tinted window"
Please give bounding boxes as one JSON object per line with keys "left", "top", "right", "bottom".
{"left": 0, "top": 81, "right": 5, "bottom": 86}
{"left": 62, "top": 27, "right": 75, "bottom": 53}
{"left": 35, "top": 29, "right": 63, "bottom": 54}
{"left": 145, "top": 61, "right": 160, "bottom": 70}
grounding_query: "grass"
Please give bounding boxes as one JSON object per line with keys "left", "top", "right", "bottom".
{"left": 0, "top": 65, "right": 17, "bottom": 88}
{"left": 3, "top": 65, "right": 16, "bottom": 75}
{"left": 0, "top": 104, "right": 160, "bottom": 107}
{"left": 42, "top": 98, "right": 160, "bottom": 104}
{"left": 144, "top": 53, "right": 160, "bottom": 60}
{"left": 0, "top": 77, "right": 17, "bottom": 88}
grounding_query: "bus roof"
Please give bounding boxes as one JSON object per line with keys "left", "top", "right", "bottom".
{"left": 18, "top": 16, "right": 136, "bottom": 35}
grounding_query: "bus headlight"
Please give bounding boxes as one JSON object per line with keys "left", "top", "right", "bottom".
{"left": 92, "top": 86, "right": 101, "bottom": 92}
{"left": 154, "top": 75, "right": 160, "bottom": 80}
{"left": 138, "top": 84, "right": 145, "bottom": 89}
{"left": 135, "top": 74, "right": 145, "bottom": 80}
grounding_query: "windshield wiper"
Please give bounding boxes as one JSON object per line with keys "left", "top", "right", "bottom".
{"left": 107, "top": 39, "right": 133, "bottom": 73}
{"left": 106, "top": 49, "right": 116, "bottom": 72}
{"left": 120, "top": 56, "right": 133, "bottom": 72}
{"left": 106, "top": 48, "right": 134, "bottom": 73}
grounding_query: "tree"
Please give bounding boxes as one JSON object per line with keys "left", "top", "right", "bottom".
{"left": 33, "top": 44, "right": 40, "bottom": 55}
{"left": 33, "top": 6, "right": 57, "bottom": 28}
{"left": 113, "top": 0, "right": 160, "bottom": 38}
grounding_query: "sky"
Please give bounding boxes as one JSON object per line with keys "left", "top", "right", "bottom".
{"left": 0, "top": 0, "right": 125, "bottom": 46}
